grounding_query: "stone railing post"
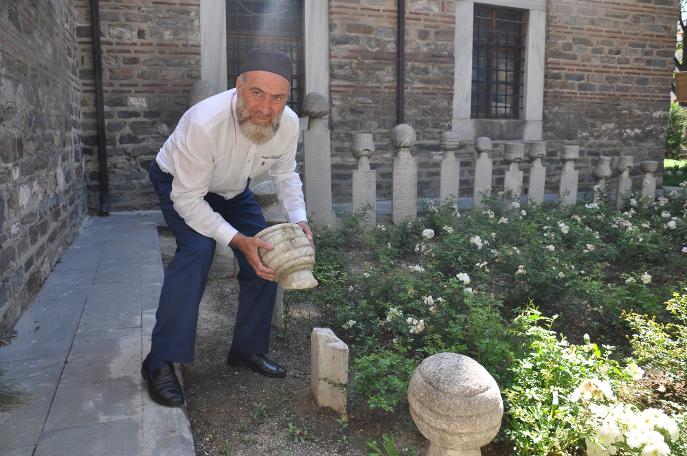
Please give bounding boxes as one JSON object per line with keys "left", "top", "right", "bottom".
{"left": 302, "top": 92, "right": 336, "bottom": 227}
{"left": 408, "top": 353, "right": 503, "bottom": 456}
{"left": 592, "top": 156, "right": 612, "bottom": 203}
{"left": 440, "top": 131, "right": 461, "bottom": 204}
{"left": 527, "top": 141, "right": 547, "bottom": 205}
{"left": 503, "top": 142, "right": 525, "bottom": 201}
{"left": 351, "top": 133, "right": 377, "bottom": 230}
{"left": 473, "top": 137, "right": 493, "bottom": 208}
{"left": 559, "top": 145, "right": 579, "bottom": 206}
{"left": 311, "top": 328, "right": 348, "bottom": 415}
{"left": 270, "top": 285, "right": 285, "bottom": 329}
{"left": 615, "top": 156, "right": 634, "bottom": 209}
{"left": 391, "top": 124, "right": 418, "bottom": 223}
{"left": 189, "top": 80, "right": 214, "bottom": 106}
{"left": 640, "top": 160, "right": 658, "bottom": 201}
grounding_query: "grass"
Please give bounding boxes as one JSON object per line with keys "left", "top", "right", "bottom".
{"left": 664, "top": 159, "right": 687, "bottom": 187}
{"left": 0, "top": 370, "right": 24, "bottom": 411}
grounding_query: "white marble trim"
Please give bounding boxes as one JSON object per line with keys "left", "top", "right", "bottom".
{"left": 200, "top": 0, "right": 227, "bottom": 95}
{"left": 452, "top": 0, "right": 546, "bottom": 140}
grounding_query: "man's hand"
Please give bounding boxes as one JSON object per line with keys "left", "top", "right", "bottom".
{"left": 297, "top": 221, "right": 314, "bottom": 249}
{"left": 229, "top": 233, "right": 275, "bottom": 281}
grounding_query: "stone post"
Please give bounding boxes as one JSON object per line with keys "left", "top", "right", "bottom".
{"left": 503, "top": 142, "right": 525, "bottom": 201}
{"left": 189, "top": 80, "right": 214, "bottom": 107}
{"left": 407, "top": 353, "right": 503, "bottom": 456}
{"left": 271, "top": 285, "right": 284, "bottom": 330}
{"left": 302, "top": 92, "right": 336, "bottom": 227}
{"left": 473, "top": 137, "right": 493, "bottom": 208}
{"left": 311, "top": 328, "right": 348, "bottom": 415}
{"left": 615, "top": 156, "right": 634, "bottom": 209}
{"left": 592, "top": 156, "right": 613, "bottom": 203}
{"left": 640, "top": 161, "right": 658, "bottom": 201}
{"left": 391, "top": 124, "right": 418, "bottom": 223}
{"left": 440, "top": 131, "right": 461, "bottom": 204}
{"left": 527, "top": 141, "right": 547, "bottom": 205}
{"left": 351, "top": 133, "right": 377, "bottom": 230}
{"left": 559, "top": 145, "right": 579, "bottom": 207}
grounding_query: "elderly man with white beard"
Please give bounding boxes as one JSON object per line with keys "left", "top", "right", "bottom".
{"left": 143, "top": 48, "right": 313, "bottom": 407}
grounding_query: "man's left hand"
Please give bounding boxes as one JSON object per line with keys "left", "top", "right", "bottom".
{"left": 297, "top": 221, "right": 314, "bottom": 249}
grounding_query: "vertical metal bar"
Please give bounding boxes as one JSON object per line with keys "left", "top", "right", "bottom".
{"left": 90, "top": 0, "right": 109, "bottom": 215}
{"left": 396, "top": 0, "right": 405, "bottom": 125}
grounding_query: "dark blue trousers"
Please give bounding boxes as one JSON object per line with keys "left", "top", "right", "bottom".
{"left": 148, "top": 161, "right": 278, "bottom": 363}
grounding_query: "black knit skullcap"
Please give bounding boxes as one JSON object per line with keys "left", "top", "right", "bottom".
{"left": 240, "top": 48, "right": 292, "bottom": 84}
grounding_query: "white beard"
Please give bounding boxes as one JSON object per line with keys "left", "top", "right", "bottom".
{"left": 236, "top": 94, "right": 281, "bottom": 145}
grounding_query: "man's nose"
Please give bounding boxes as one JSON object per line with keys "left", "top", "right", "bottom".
{"left": 257, "top": 97, "right": 271, "bottom": 114}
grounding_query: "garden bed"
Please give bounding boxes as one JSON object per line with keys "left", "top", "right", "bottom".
{"left": 160, "top": 188, "right": 687, "bottom": 455}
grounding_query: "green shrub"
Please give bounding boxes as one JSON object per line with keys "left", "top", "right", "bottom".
{"left": 667, "top": 102, "right": 687, "bottom": 160}
{"left": 624, "top": 290, "right": 687, "bottom": 383}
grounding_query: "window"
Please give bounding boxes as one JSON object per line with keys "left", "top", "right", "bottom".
{"left": 226, "top": 0, "right": 305, "bottom": 113}
{"left": 471, "top": 5, "right": 526, "bottom": 119}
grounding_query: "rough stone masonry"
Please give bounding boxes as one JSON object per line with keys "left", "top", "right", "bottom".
{"left": 0, "top": 0, "right": 86, "bottom": 332}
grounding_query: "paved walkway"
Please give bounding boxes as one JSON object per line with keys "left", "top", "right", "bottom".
{"left": 0, "top": 212, "right": 194, "bottom": 456}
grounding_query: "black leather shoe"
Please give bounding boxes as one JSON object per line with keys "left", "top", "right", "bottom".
{"left": 226, "top": 351, "right": 287, "bottom": 378}
{"left": 141, "top": 355, "right": 185, "bottom": 407}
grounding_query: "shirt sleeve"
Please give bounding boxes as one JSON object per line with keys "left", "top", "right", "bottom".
{"left": 168, "top": 117, "right": 239, "bottom": 246}
{"left": 269, "top": 125, "right": 307, "bottom": 224}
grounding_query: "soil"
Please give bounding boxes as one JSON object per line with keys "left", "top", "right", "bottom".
{"left": 158, "top": 228, "right": 508, "bottom": 456}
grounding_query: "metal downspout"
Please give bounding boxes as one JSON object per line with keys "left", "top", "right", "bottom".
{"left": 90, "top": 0, "right": 110, "bottom": 215}
{"left": 396, "top": 0, "right": 406, "bottom": 125}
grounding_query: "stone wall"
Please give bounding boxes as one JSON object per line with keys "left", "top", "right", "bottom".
{"left": 329, "top": 0, "right": 455, "bottom": 202}
{"left": 0, "top": 1, "right": 86, "bottom": 332}
{"left": 74, "top": 0, "right": 201, "bottom": 211}
{"left": 542, "top": 0, "right": 675, "bottom": 190}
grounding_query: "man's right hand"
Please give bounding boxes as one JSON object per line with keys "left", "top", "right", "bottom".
{"left": 229, "top": 233, "right": 275, "bottom": 281}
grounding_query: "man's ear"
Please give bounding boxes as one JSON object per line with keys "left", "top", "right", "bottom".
{"left": 235, "top": 76, "right": 242, "bottom": 92}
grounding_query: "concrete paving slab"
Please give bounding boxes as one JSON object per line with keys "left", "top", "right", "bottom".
{"left": 52, "top": 244, "right": 104, "bottom": 271}
{"left": 60, "top": 326, "right": 141, "bottom": 387}
{"left": 0, "top": 212, "right": 194, "bottom": 456}
{"left": 0, "top": 358, "right": 63, "bottom": 450}
{"left": 0, "top": 446, "right": 35, "bottom": 456}
{"left": 142, "top": 401, "right": 194, "bottom": 456}
{"left": 44, "top": 376, "right": 142, "bottom": 431}
{"left": 34, "top": 418, "right": 142, "bottom": 456}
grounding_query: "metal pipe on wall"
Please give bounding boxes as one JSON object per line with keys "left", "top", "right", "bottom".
{"left": 90, "top": 0, "right": 110, "bottom": 215}
{"left": 396, "top": 0, "right": 405, "bottom": 125}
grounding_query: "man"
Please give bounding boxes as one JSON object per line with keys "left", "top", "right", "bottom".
{"left": 143, "top": 48, "right": 312, "bottom": 407}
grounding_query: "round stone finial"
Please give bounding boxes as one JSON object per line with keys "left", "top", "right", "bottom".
{"left": 593, "top": 156, "right": 613, "bottom": 180}
{"left": 640, "top": 160, "right": 658, "bottom": 174}
{"left": 616, "top": 155, "right": 634, "bottom": 173}
{"left": 528, "top": 141, "right": 547, "bottom": 160}
{"left": 391, "top": 124, "right": 416, "bottom": 149}
{"left": 408, "top": 353, "right": 503, "bottom": 455}
{"left": 302, "top": 92, "right": 329, "bottom": 118}
{"left": 352, "top": 133, "right": 375, "bottom": 160}
{"left": 561, "top": 145, "right": 580, "bottom": 161}
{"left": 440, "top": 131, "right": 461, "bottom": 151}
{"left": 503, "top": 142, "right": 525, "bottom": 163}
{"left": 474, "top": 137, "right": 493, "bottom": 153}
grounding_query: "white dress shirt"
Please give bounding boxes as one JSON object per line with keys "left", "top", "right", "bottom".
{"left": 155, "top": 88, "right": 306, "bottom": 247}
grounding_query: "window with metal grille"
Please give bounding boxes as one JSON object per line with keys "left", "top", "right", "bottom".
{"left": 471, "top": 5, "right": 526, "bottom": 119}
{"left": 226, "top": 0, "right": 304, "bottom": 114}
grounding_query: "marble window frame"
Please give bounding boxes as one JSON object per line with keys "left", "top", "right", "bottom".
{"left": 452, "top": 0, "right": 546, "bottom": 140}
